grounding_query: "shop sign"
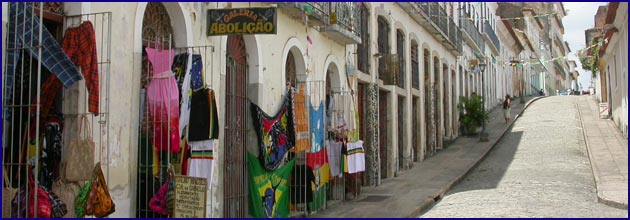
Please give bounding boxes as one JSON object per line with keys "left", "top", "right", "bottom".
{"left": 173, "top": 175, "right": 208, "bottom": 218}
{"left": 207, "top": 7, "right": 277, "bottom": 36}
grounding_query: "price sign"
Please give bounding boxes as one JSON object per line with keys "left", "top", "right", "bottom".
{"left": 173, "top": 175, "right": 208, "bottom": 218}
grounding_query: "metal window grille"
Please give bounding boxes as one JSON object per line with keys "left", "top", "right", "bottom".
{"left": 377, "top": 17, "right": 390, "bottom": 80}
{"left": 411, "top": 42, "right": 419, "bottom": 90}
{"left": 396, "top": 30, "right": 405, "bottom": 88}
{"left": 357, "top": 5, "right": 370, "bottom": 74}
{"left": 2, "top": 3, "right": 112, "bottom": 218}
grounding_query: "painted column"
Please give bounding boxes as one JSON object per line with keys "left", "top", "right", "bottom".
{"left": 365, "top": 82, "right": 380, "bottom": 186}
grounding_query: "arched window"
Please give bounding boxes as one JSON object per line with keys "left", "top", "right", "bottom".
{"left": 357, "top": 4, "right": 370, "bottom": 74}
{"left": 377, "top": 16, "right": 390, "bottom": 80}
{"left": 396, "top": 29, "right": 405, "bottom": 88}
{"left": 138, "top": 3, "right": 175, "bottom": 218}
{"left": 285, "top": 51, "right": 296, "bottom": 87}
{"left": 423, "top": 49, "right": 430, "bottom": 84}
{"left": 411, "top": 41, "right": 419, "bottom": 89}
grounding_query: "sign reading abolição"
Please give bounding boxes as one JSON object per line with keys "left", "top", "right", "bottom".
{"left": 207, "top": 7, "right": 277, "bottom": 36}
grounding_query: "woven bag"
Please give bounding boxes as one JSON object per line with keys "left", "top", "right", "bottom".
{"left": 51, "top": 163, "right": 81, "bottom": 217}
{"left": 3, "top": 167, "right": 18, "bottom": 218}
{"left": 64, "top": 115, "right": 95, "bottom": 181}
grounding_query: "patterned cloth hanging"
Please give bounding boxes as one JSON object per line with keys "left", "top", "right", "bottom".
{"left": 250, "top": 90, "right": 296, "bottom": 171}
{"left": 309, "top": 101, "right": 325, "bottom": 152}
{"left": 247, "top": 152, "right": 295, "bottom": 218}
{"left": 291, "top": 85, "right": 310, "bottom": 152}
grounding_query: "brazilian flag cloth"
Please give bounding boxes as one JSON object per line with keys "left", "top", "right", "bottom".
{"left": 248, "top": 151, "right": 295, "bottom": 218}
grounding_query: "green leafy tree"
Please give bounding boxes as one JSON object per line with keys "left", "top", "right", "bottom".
{"left": 458, "top": 95, "right": 489, "bottom": 135}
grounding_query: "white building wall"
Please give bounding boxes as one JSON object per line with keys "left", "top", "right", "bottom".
{"left": 602, "top": 3, "right": 628, "bottom": 136}
{"left": 55, "top": 2, "right": 352, "bottom": 217}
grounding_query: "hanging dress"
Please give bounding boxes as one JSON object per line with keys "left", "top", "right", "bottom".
{"left": 146, "top": 48, "right": 181, "bottom": 153}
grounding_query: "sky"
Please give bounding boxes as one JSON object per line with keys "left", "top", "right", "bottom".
{"left": 563, "top": 2, "right": 608, "bottom": 90}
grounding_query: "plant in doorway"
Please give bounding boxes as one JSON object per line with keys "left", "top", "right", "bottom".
{"left": 458, "top": 95, "right": 488, "bottom": 136}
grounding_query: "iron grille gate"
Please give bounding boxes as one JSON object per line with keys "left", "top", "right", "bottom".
{"left": 2, "top": 3, "right": 112, "bottom": 218}
{"left": 224, "top": 35, "right": 248, "bottom": 218}
{"left": 136, "top": 33, "right": 215, "bottom": 217}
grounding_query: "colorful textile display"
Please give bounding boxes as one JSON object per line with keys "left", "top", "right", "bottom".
{"left": 172, "top": 52, "right": 193, "bottom": 137}
{"left": 346, "top": 141, "right": 365, "bottom": 174}
{"left": 146, "top": 48, "right": 180, "bottom": 153}
{"left": 250, "top": 90, "right": 296, "bottom": 171}
{"left": 347, "top": 102, "right": 361, "bottom": 142}
{"left": 188, "top": 88, "right": 219, "bottom": 141}
{"left": 306, "top": 148, "right": 331, "bottom": 212}
{"left": 327, "top": 93, "right": 357, "bottom": 133}
{"left": 37, "top": 20, "right": 99, "bottom": 119}
{"left": 247, "top": 152, "right": 295, "bottom": 218}
{"left": 327, "top": 140, "right": 343, "bottom": 177}
{"left": 190, "top": 54, "right": 205, "bottom": 91}
{"left": 291, "top": 85, "right": 310, "bottom": 152}
{"left": 306, "top": 148, "right": 331, "bottom": 186}
{"left": 290, "top": 164, "right": 315, "bottom": 204}
{"left": 187, "top": 140, "right": 215, "bottom": 188}
{"left": 309, "top": 101, "right": 325, "bottom": 152}
{"left": 5, "top": 2, "right": 83, "bottom": 119}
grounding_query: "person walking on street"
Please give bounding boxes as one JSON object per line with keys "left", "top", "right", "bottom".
{"left": 503, "top": 94, "right": 512, "bottom": 123}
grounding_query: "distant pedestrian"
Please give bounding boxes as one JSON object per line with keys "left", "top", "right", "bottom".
{"left": 502, "top": 94, "right": 512, "bottom": 123}
{"left": 539, "top": 89, "right": 544, "bottom": 96}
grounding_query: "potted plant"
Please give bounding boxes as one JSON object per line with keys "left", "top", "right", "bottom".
{"left": 458, "top": 95, "right": 488, "bottom": 136}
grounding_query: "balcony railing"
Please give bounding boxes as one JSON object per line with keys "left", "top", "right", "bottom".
{"left": 276, "top": 2, "right": 328, "bottom": 26}
{"left": 330, "top": 3, "right": 361, "bottom": 38}
{"left": 448, "top": 19, "right": 463, "bottom": 53}
{"left": 483, "top": 21, "right": 501, "bottom": 54}
{"left": 282, "top": 2, "right": 361, "bottom": 44}
{"left": 460, "top": 12, "right": 485, "bottom": 53}
{"left": 400, "top": 2, "right": 462, "bottom": 55}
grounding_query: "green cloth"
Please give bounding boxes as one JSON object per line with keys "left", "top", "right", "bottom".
{"left": 248, "top": 152, "right": 295, "bottom": 218}
{"left": 308, "top": 183, "right": 328, "bottom": 212}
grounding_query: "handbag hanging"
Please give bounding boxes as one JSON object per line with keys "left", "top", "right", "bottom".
{"left": 74, "top": 180, "right": 93, "bottom": 217}
{"left": 3, "top": 167, "right": 18, "bottom": 218}
{"left": 87, "top": 162, "right": 116, "bottom": 217}
{"left": 51, "top": 162, "right": 81, "bottom": 217}
{"left": 10, "top": 167, "right": 53, "bottom": 218}
{"left": 149, "top": 167, "right": 175, "bottom": 216}
{"left": 64, "top": 115, "right": 95, "bottom": 181}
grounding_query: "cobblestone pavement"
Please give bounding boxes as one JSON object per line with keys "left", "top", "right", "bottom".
{"left": 420, "top": 96, "right": 628, "bottom": 218}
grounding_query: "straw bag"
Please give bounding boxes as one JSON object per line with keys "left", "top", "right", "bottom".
{"left": 64, "top": 115, "right": 95, "bottom": 181}
{"left": 52, "top": 163, "right": 81, "bottom": 217}
{"left": 3, "top": 167, "right": 18, "bottom": 218}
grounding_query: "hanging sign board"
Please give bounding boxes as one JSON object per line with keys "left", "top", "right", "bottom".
{"left": 173, "top": 175, "right": 208, "bottom": 218}
{"left": 207, "top": 7, "right": 277, "bottom": 36}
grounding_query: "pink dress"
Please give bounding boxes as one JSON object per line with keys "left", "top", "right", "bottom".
{"left": 146, "top": 48, "right": 180, "bottom": 153}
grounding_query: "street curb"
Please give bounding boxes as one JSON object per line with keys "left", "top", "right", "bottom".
{"left": 411, "top": 96, "right": 548, "bottom": 217}
{"left": 575, "top": 97, "right": 629, "bottom": 210}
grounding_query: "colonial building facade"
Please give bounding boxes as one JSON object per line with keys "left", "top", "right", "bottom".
{"left": 2, "top": 2, "right": 573, "bottom": 218}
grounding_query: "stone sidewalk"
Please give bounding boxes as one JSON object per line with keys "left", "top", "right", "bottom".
{"left": 576, "top": 96, "right": 628, "bottom": 209}
{"left": 310, "top": 96, "right": 543, "bottom": 218}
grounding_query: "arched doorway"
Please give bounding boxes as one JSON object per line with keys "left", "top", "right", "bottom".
{"left": 136, "top": 3, "right": 175, "bottom": 218}
{"left": 286, "top": 50, "right": 297, "bottom": 87}
{"left": 224, "top": 35, "right": 248, "bottom": 217}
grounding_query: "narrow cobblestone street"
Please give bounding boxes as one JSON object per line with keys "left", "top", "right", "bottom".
{"left": 420, "top": 96, "right": 628, "bottom": 218}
